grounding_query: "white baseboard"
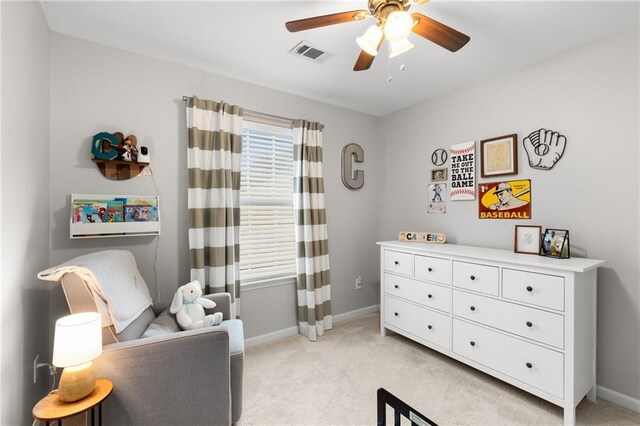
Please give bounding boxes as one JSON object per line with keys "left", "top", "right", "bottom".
{"left": 597, "top": 385, "right": 640, "bottom": 413}
{"left": 244, "top": 304, "right": 380, "bottom": 348}
{"left": 333, "top": 304, "right": 380, "bottom": 323}
{"left": 244, "top": 325, "right": 299, "bottom": 348}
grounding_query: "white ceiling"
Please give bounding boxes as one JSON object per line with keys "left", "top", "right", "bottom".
{"left": 41, "top": 1, "right": 639, "bottom": 116}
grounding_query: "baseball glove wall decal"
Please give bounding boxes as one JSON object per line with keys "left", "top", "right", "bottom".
{"left": 523, "top": 128, "right": 567, "bottom": 170}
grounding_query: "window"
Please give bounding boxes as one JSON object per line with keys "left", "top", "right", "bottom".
{"left": 239, "top": 120, "right": 296, "bottom": 284}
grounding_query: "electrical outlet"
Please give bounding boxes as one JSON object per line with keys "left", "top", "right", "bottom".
{"left": 355, "top": 275, "right": 363, "bottom": 289}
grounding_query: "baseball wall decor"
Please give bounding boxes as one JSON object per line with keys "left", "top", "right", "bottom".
{"left": 449, "top": 141, "right": 476, "bottom": 200}
{"left": 431, "top": 148, "right": 448, "bottom": 166}
{"left": 523, "top": 128, "right": 567, "bottom": 170}
{"left": 341, "top": 143, "right": 364, "bottom": 190}
{"left": 427, "top": 183, "right": 446, "bottom": 214}
{"left": 478, "top": 180, "right": 531, "bottom": 219}
{"left": 480, "top": 134, "right": 518, "bottom": 177}
{"left": 431, "top": 168, "right": 447, "bottom": 182}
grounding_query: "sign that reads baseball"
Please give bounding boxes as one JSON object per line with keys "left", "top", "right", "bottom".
{"left": 450, "top": 141, "right": 476, "bottom": 200}
{"left": 478, "top": 179, "right": 531, "bottom": 219}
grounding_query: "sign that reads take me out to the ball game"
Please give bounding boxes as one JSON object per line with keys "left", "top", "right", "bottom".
{"left": 450, "top": 141, "right": 476, "bottom": 201}
{"left": 478, "top": 179, "right": 531, "bottom": 219}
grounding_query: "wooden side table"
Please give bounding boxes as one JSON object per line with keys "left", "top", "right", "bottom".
{"left": 33, "top": 378, "right": 113, "bottom": 426}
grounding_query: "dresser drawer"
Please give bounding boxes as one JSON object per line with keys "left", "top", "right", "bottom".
{"left": 414, "top": 255, "right": 451, "bottom": 285}
{"left": 384, "top": 250, "right": 413, "bottom": 276}
{"left": 452, "top": 290, "right": 564, "bottom": 349}
{"left": 503, "top": 269, "right": 565, "bottom": 311}
{"left": 453, "top": 261, "right": 499, "bottom": 296}
{"left": 453, "top": 319, "right": 564, "bottom": 398}
{"left": 384, "top": 296, "right": 451, "bottom": 350}
{"left": 384, "top": 273, "right": 450, "bottom": 313}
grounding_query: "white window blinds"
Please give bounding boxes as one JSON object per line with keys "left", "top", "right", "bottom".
{"left": 240, "top": 120, "right": 296, "bottom": 283}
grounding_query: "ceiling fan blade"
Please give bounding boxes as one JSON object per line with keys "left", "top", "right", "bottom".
{"left": 411, "top": 13, "right": 470, "bottom": 52}
{"left": 353, "top": 51, "right": 375, "bottom": 71}
{"left": 285, "top": 10, "right": 368, "bottom": 32}
{"left": 353, "top": 37, "right": 383, "bottom": 71}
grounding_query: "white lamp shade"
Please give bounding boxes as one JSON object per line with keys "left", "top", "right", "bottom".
{"left": 389, "top": 38, "right": 415, "bottom": 58}
{"left": 384, "top": 11, "right": 413, "bottom": 42}
{"left": 356, "top": 25, "right": 383, "bottom": 56}
{"left": 53, "top": 312, "right": 102, "bottom": 368}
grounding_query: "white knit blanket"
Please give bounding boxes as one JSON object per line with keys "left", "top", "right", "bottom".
{"left": 38, "top": 250, "right": 152, "bottom": 333}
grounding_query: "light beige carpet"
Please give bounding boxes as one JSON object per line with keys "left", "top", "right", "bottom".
{"left": 240, "top": 313, "right": 639, "bottom": 426}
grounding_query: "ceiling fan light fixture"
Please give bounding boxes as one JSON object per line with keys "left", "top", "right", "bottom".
{"left": 356, "top": 25, "right": 383, "bottom": 56}
{"left": 384, "top": 10, "right": 413, "bottom": 42}
{"left": 389, "top": 38, "right": 414, "bottom": 58}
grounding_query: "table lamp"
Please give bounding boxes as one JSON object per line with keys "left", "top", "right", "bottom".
{"left": 52, "top": 312, "right": 102, "bottom": 402}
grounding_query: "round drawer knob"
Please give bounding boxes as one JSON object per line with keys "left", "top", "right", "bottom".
{"left": 526, "top": 362, "right": 532, "bottom": 369}
{"left": 394, "top": 261, "right": 399, "bottom": 265}
{"left": 428, "top": 267, "right": 433, "bottom": 272}
{"left": 526, "top": 286, "right": 533, "bottom": 292}
{"left": 526, "top": 321, "right": 533, "bottom": 328}
{"left": 394, "top": 312, "right": 399, "bottom": 317}
{"left": 394, "top": 284, "right": 399, "bottom": 289}
{"left": 470, "top": 275, "right": 476, "bottom": 281}
{"left": 427, "top": 294, "right": 433, "bottom": 299}
{"left": 470, "top": 306, "right": 476, "bottom": 311}
{"left": 470, "top": 341, "right": 476, "bottom": 347}
{"left": 427, "top": 325, "right": 433, "bottom": 330}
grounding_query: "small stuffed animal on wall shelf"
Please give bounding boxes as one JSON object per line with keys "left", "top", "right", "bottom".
{"left": 170, "top": 281, "right": 223, "bottom": 330}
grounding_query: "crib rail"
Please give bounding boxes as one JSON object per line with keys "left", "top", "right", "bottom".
{"left": 376, "top": 388, "right": 438, "bottom": 426}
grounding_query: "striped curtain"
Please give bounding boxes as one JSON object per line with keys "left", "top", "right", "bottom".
{"left": 293, "top": 119, "right": 332, "bottom": 341}
{"left": 186, "top": 96, "right": 243, "bottom": 318}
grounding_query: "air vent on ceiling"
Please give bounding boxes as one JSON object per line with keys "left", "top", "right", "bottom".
{"left": 289, "top": 41, "right": 334, "bottom": 64}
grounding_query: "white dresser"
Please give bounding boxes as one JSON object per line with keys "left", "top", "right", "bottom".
{"left": 378, "top": 241, "right": 605, "bottom": 426}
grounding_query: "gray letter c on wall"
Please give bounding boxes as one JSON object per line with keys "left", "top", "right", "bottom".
{"left": 341, "top": 143, "right": 364, "bottom": 190}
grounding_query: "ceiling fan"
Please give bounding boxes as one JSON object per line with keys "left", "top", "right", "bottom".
{"left": 285, "top": 0, "right": 470, "bottom": 71}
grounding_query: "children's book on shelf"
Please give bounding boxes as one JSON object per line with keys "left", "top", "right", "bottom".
{"left": 73, "top": 200, "right": 108, "bottom": 223}
{"left": 106, "top": 200, "right": 124, "bottom": 222}
{"left": 124, "top": 205, "right": 159, "bottom": 222}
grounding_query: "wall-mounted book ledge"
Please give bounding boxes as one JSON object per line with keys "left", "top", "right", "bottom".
{"left": 70, "top": 193, "right": 160, "bottom": 239}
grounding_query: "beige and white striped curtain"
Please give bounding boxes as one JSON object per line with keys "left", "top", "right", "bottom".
{"left": 293, "top": 119, "right": 332, "bottom": 341}
{"left": 186, "top": 96, "right": 243, "bottom": 318}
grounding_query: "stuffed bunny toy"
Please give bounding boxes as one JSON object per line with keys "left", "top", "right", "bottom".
{"left": 170, "top": 280, "right": 223, "bottom": 330}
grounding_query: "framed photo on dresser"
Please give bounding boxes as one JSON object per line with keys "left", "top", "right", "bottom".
{"left": 514, "top": 225, "right": 542, "bottom": 254}
{"left": 540, "top": 228, "right": 570, "bottom": 258}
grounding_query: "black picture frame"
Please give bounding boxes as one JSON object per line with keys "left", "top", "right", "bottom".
{"left": 540, "top": 228, "right": 570, "bottom": 259}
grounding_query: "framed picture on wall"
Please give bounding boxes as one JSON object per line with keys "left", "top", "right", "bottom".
{"left": 540, "top": 228, "right": 571, "bottom": 259}
{"left": 431, "top": 168, "right": 448, "bottom": 182}
{"left": 480, "top": 134, "right": 518, "bottom": 177}
{"left": 514, "top": 225, "right": 542, "bottom": 254}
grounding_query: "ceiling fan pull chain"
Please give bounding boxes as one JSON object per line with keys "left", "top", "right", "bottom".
{"left": 400, "top": 53, "right": 406, "bottom": 71}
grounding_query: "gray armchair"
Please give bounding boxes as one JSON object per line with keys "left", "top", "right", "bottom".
{"left": 59, "top": 272, "right": 244, "bottom": 425}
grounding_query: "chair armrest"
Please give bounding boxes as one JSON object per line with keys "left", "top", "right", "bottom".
{"left": 203, "top": 292, "right": 232, "bottom": 320}
{"left": 95, "top": 328, "right": 231, "bottom": 425}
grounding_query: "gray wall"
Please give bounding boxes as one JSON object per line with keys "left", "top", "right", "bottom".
{"left": 378, "top": 28, "right": 640, "bottom": 400}
{"left": 48, "top": 33, "right": 381, "bottom": 339}
{"left": 0, "top": 2, "right": 51, "bottom": 424}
